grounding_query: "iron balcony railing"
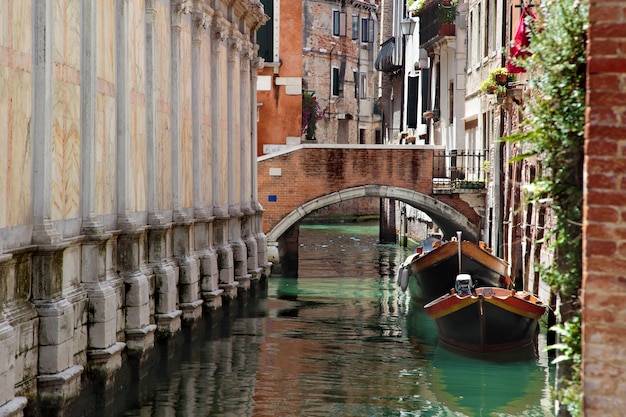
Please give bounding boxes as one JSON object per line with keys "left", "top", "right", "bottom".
{"left": 418, "top": 0, "right": 456, "bottom": 46}
{"left": 432, "top": 149, "right": 489, "bottom": 190}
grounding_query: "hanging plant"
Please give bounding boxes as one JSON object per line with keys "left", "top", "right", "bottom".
{"left": 302, "top": 92, "right": 323, "bottom": 140}
{"left": 407, "top": 0, "right": 427, "bottom": 16}
{"left": 480, "top": 68, "right": 515, "bottom": 94}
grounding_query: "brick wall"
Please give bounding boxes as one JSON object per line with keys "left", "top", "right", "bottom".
{"left": 258, "top": 146, "right": 484, "bottom": 236}
{"left": 584, "top": 2, "right": 626, "bottom": 414}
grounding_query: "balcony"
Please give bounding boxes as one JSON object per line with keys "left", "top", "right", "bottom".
{"left": 417, "top": 0, "right": 457, "bottom": 47}
{"left": 432, "top": 149, "right": 488, "bottom": 193}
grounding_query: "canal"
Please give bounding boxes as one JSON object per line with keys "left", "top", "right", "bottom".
{"left": 65, "top": 221, "right": 555, "bottom": 417}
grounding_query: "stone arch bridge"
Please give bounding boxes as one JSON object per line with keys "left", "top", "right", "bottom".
{"left": 258, "top": 144, "right": 488, "bottom": 267}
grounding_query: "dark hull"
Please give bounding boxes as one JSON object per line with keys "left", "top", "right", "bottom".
{"left": 424, "top": 289, "right": 547, "bottom": 354}
{"left": 407, "top": 241, "right": 510, "bottom": 302}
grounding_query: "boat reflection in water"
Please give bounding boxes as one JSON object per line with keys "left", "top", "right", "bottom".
{"left": 405, "top": 303, "right": 554, "bottom": 417}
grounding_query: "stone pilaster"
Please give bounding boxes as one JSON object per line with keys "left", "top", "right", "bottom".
{"left": 114, "top": 0, "right": 155, "bottom": 354}
{"left": 31, "top": 0, "right": 86, "bottom": 408}
{"left": 170, "top": 0, "right": 191, "bottom": 224}
{"left": 251, "top": 54, "right": 270, "bottom": 275}
{"left": 82, "top": 234, "right": 125, "bottom": 382}
{"left": 195, "top": 213, "right": 223, "bottom": 309}
{"left": 192, "top": 9, "right": 223, "bottom": 309}
{"left": 81, "top": 0, "right": 125, "bottom": 380}
{"left": 174, "top": 220, "right": 203, "bottom": 320}
{"left": 169, "top": 0, "right": 202, "bottom": 321}
{"left": 145, "top": 0, "right": 166, "bottom": 226}
{"left": 149, "top": 224, "right": 181, "bottom": 336}
{"left": 240, "top": 43, "right": 261, "bottom": 280}
{"left": 212, "top": 13, "right": 237, "bottom": 298}
{"left": 227, "top": 32, "right": 251, "bottom": 289}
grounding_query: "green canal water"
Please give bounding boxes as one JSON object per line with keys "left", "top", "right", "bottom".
{"left": 66, "top": 222, "right": 555, "bottom": 417}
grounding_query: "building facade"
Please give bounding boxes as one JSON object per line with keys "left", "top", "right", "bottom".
{"left": 0, "top": 0, "right": 268, "bottom": 414}
{"left": 256, "top": 0, "right": 304, "bottom": 155}
{"left": 302, "top": 0, "right": 382, "bottom": 145}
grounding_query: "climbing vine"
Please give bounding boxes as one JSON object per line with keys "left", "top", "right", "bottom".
{"left": 505, "top": 0, "right": 587, "bottom": 415}
{"left": 302, "top": 92, "right": 323, "bottom": 141}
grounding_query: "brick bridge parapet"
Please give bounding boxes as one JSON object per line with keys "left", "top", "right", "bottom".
{"left": 258, "top": 144, "right": 484, "bottom": 244}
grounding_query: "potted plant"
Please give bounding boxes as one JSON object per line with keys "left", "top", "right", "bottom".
{"left": 438, "top": 1, "right": 457, "bottom": 23}
{"left": 481, "top": 68, "right": 516, "bottom": 95}
{"left": 492, "top": 67, "right": 509, "bottom": 85}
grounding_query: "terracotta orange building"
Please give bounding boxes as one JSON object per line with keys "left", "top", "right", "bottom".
{"left": 256, "top": 1, "right": 304, "bottom": 155}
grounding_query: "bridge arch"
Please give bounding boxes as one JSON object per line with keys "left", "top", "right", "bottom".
{"left": 266, "top": 184, "right": 479, "bottom": 245}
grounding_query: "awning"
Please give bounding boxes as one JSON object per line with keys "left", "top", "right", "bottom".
{"left": 375, "top": 37, "right": 402, "bottom": 73}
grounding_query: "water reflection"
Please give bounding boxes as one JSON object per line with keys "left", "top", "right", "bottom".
{"left": 64, "top": 222, "right": 553, "bottom": 417}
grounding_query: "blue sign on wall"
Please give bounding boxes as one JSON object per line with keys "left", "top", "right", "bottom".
{"left": 268, "top": 195, "right": 277, "bottom": 202}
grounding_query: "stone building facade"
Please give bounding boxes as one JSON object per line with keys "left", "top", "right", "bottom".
{"left": 303, "top": 0, "right": 382, "bottom": 145}
{"left": 0, "top": 0, "right": 268, "bottom": 414}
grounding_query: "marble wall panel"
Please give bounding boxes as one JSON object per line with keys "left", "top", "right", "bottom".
{"left": 131, "top": 103, "right": 148, "bottom": 213}
{"left": 10, "top": 0, "right": 32, "bottom": 54}
{"left": 217, "top": 43, "right": 229, "bottom": 208}
{"left": 97, "top": 1, "right": 115, "bottom": 84}
{"left": 232, "top": 57, "right": 241, "bottom": 202}
{"left": 53, "top": 0, "right": 80, "bottom": 69}
{"left": 0, "top": 4, "right": 7, "bottom": 47}
{"left": 8, "top": 70, "right": 32, "bottom": 228}
{"left": 181, "top": 19, "right": 193, "bottom": 208}
{"left": 156, "top": 2, "right": 172, "bottom": 213}
{"left": 0, "top": 66, "right": 8, "bottom": 229}
{"left": 201, "top": 36, "right": 213, "bottom": 208}
{"left": 130, "top": 0, "right": 147, "bottom": 214}
{"left": 96, "top": 94, "right": 117, "bottom": 216}
{"left": 130, "top": 0, "right": 146, "bottom": 96}
{"left": 1, "top": 1, "right": 33, "bottom": 230}
{"left": 92, "top": 0, "right": 116, "bottom": 218}
{"left": 50, "top": 0, "right": 81, "bottom": 223}
{"left": 51, "top": 81, "right": 81, "bottom": 222}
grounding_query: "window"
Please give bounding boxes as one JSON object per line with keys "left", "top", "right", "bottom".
{"left": 360, "top": 73, "right": 367, "bottom": 99}
{"left": 484, "top": 0, "right": 489, "bottom": 57}
{"left": 361, "top": 18, "right": 374, "bottom": 43}
{"left": 257, "top": 0, "right": 275, "bottom": 62}
{"left": 332, "top": 67, "right": 340, "bottom": 96}
{"left": 352, "top": 15, "right": 359, "bottom": 40}
{"left": 333, "top": 10, "right": 346, "bottom": 37}
{"left": 467, "top": 11, "right": 473, "bottom": 67}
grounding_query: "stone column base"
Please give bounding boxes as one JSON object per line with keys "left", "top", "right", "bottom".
{"left": 236, "top": 273, "right": 252, "bottom": 289}
{"left": 125, "top": 324, "right": 157, "bottom": 356}
{"left": 249, "top": 266, "right": 264, "bottom": 281}
{"left": 219, "top": 282, "right": 238, "bottom": 299}
{"left": 87, "top": 342, "right": 125, "bottom": 384}
{"left": 180, "top": 299, "right": 203, "bottom": 321}
{"left": 202, "top": 289, "right": 223, "bottom": 309}
{"left": 0, "top": 397, "right": 27, "bottom": 417}
{"left": 154, "top": 311, "right": 182, "bottom": 338}
{"left": 37, "top": 365, "right": 83, "bottom": 410}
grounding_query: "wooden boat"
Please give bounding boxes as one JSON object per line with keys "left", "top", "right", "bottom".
{"left": 397, "top": 233, "right": 511, "bottom": 302}
{"left": 423, "top": 275, "right": 547, "bottom": 353}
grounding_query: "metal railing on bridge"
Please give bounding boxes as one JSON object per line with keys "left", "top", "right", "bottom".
{"left": 432, "top": 149, "right": 488, "bottom": 191}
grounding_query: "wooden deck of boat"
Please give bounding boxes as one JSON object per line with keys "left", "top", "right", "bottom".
{"left": 412, "top": 240, "right": 509, "bottom": 277}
